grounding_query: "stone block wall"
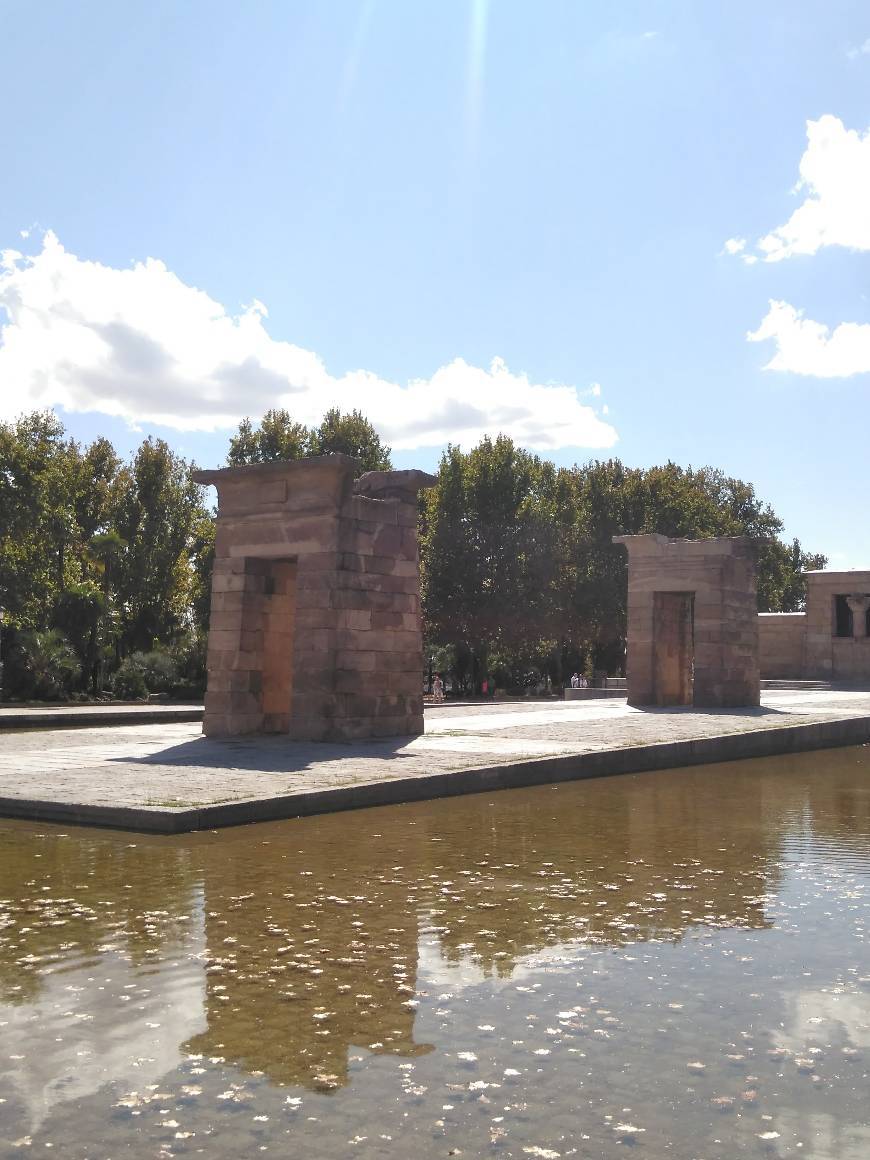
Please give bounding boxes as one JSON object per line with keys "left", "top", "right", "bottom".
{"left": 757, "top": 613, "right": 805, "bottom": 679}
{"left": 803, "top": 570, "right": 870, "bottom": 683}
{"left": 194, "top": 456, "right": 436, "bottom": 741}
{"left": 614, "top": 534, "right": 760, "bottom": 708}
{"left": 756, "top": 571, "right": 870, "bottom": 683}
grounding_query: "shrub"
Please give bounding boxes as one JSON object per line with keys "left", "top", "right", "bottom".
{"left": 136, "top": 650, "right": 179, "bottom": 693}
{"left": 109, "top": 658, "right": 149, "bottom": 700}
{"left": 110, "top": 650, "right": 178, "bottom": 700}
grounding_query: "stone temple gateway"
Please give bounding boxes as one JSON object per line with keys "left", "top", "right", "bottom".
{"left": 614, "top": 534, "right": 760, "bottom": 708}
{"left": 193, "top": 456, "right": 436, "bottom": 741}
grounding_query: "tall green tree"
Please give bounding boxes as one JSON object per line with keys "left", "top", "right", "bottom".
{"left": 0, "top": 408, "right": 831, "bottom": 699}
{"left": 421, "top": 444, "right": 828, "bottom": 689}
{"left": 758, "top": 537, "right": 827, "bottom": 612}
{"left": 0, "top": 411, "right": 117, "bottom": 630}
{"left": 227, "top": 409, "right": 310, "bottom": 465}
{"left": 113, "top": 438, "right": 209, "bottom": 655}
{"left": 309, "top": 408, "right": 392, "bottom": 473}
{"left": 422, "top": 436, "right": 558, "bottom": 689}
{"left": 226, "top": 406, "right": 392, "bottom": 475}
{"left": 50, "top": 581, "right": 107, "bottom": 692}
{"left": 0, "top": 412, "right": 212, "bottom": 695}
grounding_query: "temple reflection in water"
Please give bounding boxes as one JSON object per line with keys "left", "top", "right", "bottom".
{"left": 3, "top": 754, "right": 837, "bottom": 1099}
{"left": 2, "top": 747, "right": 870, "bottom": 1158}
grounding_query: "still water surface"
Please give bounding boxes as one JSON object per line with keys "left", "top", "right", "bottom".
{"left": 1, "top": 747, "right": 869, "bottom": 1159}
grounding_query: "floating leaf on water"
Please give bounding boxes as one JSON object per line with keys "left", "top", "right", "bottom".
{"left": 614, "top": 1123, "right": 646, "bottom": 1140}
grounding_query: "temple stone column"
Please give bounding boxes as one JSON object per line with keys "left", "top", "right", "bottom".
{"left": 193, "top": 455, "right": 436, "bottom": 741}
{"left": 613, "top": 534, "right": 760, "bottom": 708}
{"left": 846, "top": 595, "right": 870, "bottom": 639}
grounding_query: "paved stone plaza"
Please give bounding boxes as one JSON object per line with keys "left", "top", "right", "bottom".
{"left": 1, "top": 689, "right": 870, "bottom": 829}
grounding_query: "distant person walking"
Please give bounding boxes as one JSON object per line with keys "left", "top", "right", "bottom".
{"left": 432, "top": 674, "right": 445, "bottom": 703}
{"left": 570, "top": 672, "right": 580, "bottom": 688}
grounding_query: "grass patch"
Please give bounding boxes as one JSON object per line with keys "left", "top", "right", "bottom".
{"left": 145, "top": 795, "right": 239, "bottom": 808}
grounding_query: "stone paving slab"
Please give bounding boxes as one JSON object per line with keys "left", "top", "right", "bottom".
{"left": 0, "top": 691, "right": 869, "bottom": 831}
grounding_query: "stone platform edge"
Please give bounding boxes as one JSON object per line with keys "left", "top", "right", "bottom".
{"left": 0, "top": 707, "right": 204, "bottom": 730}
{"left": 563, "top": 689, "right": 627, "bottom": 700}
{"left": 2, "top": 713, "right": 869, "bottom": 834}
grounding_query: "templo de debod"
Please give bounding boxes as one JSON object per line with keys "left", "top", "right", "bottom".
{"left": 615, "top": 534, "right": 870, "bottom": 707}
{"left": 759, "top": 570, "right": 870, "bottom": 683}
{"left": 614, "top": 534, "right": 760, "bottom": 708}
{"left": 193, "top": 455, "right": 436, "bottom": 741}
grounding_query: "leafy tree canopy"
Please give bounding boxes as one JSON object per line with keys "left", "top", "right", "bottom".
{"left": 227, "top": 409, "right": 309, "bottom": 465}
{"left": 0, "top": 412, "right": 211, "bottom": 696}
{"left": 0, "top": 410, "right": 828, "bottom": 702}
{"left": 421, "top": 440, "right": 827, "bottom": 693}
{"left": 309, "top": 408, "right": 392, "bottom": 472}
{"left": 227, "top": 407, "right": 391, "bottom": 476}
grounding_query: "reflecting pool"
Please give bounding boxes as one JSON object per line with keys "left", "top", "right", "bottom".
{"left": 1, "top": 745, "right": 869, "bottom": 1158}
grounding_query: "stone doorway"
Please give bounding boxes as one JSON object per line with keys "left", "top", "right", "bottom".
{"left": 653, "top": 591, "right": 694, "bottom": 706}
{"left": 259, "top": 558, "right": 298, "bottom": 733}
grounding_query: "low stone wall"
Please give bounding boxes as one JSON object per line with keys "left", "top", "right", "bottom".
{"left": 758, "top": 612, "right": 806, "bottom": 679}
{"left": 831, "top": 636, "right": 870, "bottom": 683}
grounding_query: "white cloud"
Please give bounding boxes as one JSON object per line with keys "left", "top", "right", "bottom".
{"left": 846, "top": 38, "right": 870, "bottom": 59}
{"left": 722, "top": 236, "right": 746, "bottom": 256}
{"left": 748, "top": 299, "right": 870, "bottom": 377}
{"left": 0, "top": 232, "right": 617, "bottom": 452}
{"left": 750, "top": 115, "right": 870, "bottom": 261}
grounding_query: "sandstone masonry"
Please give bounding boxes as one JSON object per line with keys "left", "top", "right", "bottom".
{"left": 614, "top": 533, "right": 760, "bottom": 708}
{"left": 193, "top": 456, "right": 436, "bottom": 740}
{"left": 759, "top": 569, "right": 870, "bottom": 683}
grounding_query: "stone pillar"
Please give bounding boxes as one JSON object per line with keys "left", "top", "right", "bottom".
{"left": 193, "top": 456, "right": 436, "bottom": 741}
{"left": 846, "top": 594, "right": 870, "bottom": 639}
{"left": 613, "top": 534, "right": 760, "bottom": 708}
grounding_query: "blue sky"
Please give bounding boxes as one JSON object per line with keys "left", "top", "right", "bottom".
{"left": 1, "top": 1, "right": 869, "bottom": 565}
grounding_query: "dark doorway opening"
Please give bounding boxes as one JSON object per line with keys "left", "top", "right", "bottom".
{"left": 652, "top": 591, "right": 695, "bottom": 706}
{"left": 834, "top": 595, "right": 853, "bottom": 638}
{"left": 249, "top": 557, "right": 298, "bottom": 733}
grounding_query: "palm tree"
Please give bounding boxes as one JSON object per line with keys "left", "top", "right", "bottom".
{"left": 19, "top": 629, "right": 80, "bottom": 699}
